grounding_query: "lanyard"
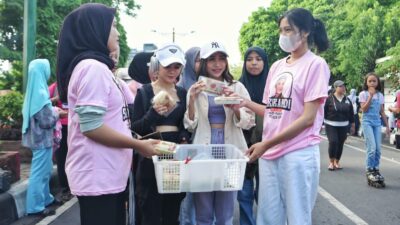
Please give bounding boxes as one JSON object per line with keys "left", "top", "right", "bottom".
{"left": 112, "top": 75, "right": 131, "bottom": 130}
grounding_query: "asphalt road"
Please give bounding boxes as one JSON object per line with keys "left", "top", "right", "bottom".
{"left": 14, "top": 136, "right": 400, "bottom": 225}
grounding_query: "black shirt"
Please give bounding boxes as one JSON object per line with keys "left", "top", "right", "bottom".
{"left": 324, "top": 94, "right": 355, "bottom": 123}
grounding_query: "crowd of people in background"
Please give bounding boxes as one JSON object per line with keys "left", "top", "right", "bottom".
{"left": 20, "top": 2, "right": 396, "bottom": 225}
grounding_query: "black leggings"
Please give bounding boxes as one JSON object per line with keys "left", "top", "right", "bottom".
{"left": 325, "top": 124, "right": 348, "bottom": 160}
{"left": 55, "top": 125, "right": 69, "bottom": 191}
{"left": 77, "top": 191, "right": 127, "bottom": 225}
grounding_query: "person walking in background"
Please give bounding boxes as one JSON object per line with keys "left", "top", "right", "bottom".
{"left": 388, "top": 90, "right": 400, "bottom": 148}
{"left": 324, "top": 80, "right": 354, "bottom": 171}
{"left": 56, "top": 3, "right": 159, "bottom": 225}
{"left": 22, "top": 59, "right": 66, "bottom": 217}
{"left": 239, "top": 8, "right": 330, "bottom": 225}
{"left": 237, "top": 46, "right": 269, "bottom": 225}
{"left": 388, "top": 90, "right": 400, "bottom": 132}
{"left": 184, "top": 41, "right": 255, "bottom": 225}
{"left": 48, "top": 82, "right": 72, "bottom": 201}
{"left": 348, "top": 88, "right": 360, "bottom": 136}
{"left": 359, "top": 72, "right": 390, "bottom": 188}
{"left": 131, "top": 43, "right": 189, "bottom": 225}
{"left": 177, "top": 46, "right": 200, "bottom": 225}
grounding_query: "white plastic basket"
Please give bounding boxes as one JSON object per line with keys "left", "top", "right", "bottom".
{"left": 152, "top": 144, "right": 248, "bottom": 193}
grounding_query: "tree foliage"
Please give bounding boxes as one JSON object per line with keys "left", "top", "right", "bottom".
{"left": 0, "top": 0, "right": 23, "bottom": 61}
{"left": 0, "top": 0, "right": 139, "bottom": 89}
{"left": 239, "top": 0, "right": 400, "bottom": 90}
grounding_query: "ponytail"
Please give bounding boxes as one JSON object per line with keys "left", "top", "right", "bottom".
{"left": 313, "top": 19, "right": 329, "bottom": 52}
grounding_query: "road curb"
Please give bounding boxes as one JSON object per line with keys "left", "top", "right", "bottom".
{"left": 0, "top": 167, "right": 58, "bottom": 225}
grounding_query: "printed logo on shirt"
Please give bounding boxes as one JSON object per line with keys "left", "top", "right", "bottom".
{"left": 266, "top": 72, "right": 293, "bottom": 119}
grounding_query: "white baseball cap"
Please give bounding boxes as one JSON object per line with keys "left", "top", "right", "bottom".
{"left": 200, "top": 41, "right": 228, "bottom": 59}
{"left": 154, "top": 43, "right": 186, "bottom": 67}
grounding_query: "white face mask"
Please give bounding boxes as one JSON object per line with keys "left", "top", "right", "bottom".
{"left": 279, "top": 33, "right": 302, "bottom": 53}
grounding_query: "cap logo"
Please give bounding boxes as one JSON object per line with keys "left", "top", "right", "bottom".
{"left": 169, "top": 48, "right": 177, "bottom": 54}
{"left": 211, "top": 42, "right": 220, "bottom": 48}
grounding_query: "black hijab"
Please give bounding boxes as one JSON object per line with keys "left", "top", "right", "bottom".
{"left": 239, "top": 47, "right": 269, "bottom": 104}
{"left": 56, "top": 3, "right": 116, "bottom": 103}
{"left": 128, "top": 52, "right": 153, "bottom": 84}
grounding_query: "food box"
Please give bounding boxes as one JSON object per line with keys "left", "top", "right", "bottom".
{"left": 155, "top": 141, "right": 177, "bottom": 154}
{"left": 214, "top": 96, "right": 242, "bottom": 105}
{"left": 198, "top": 76, "right": 226, "bottom": 95}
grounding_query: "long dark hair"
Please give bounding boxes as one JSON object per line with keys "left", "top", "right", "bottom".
{"left": 279, "top": 8, "right": 329, "bottom": 52}
{"left": 197, "top": 54, "right": 234, "bottom": 85}
{"left": 362, "top": 72, "right": 382, "bottom": 92}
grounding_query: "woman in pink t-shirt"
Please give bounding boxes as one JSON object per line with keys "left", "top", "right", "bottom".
{"left": 56, "top": 3, "right": 159, "bottom": 225}
{"left": 236, "top": 8, "right": 330, "bottom": 225}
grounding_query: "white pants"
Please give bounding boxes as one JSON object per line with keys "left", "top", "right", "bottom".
{"left": 257, "top": 145, "right": 320, "bottom": 225}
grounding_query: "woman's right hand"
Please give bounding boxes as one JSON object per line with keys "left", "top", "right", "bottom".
{"left": 137, "top": 139, "right": 160, "bottom": 158}
{"left": 153, "top": 104, "right": 169, "bottom": 115}
{"left": 54, "top": 107, "right": 68, "bottom": 118}
{"left": 189, "top": 81, "right": 205, "bottom": 100}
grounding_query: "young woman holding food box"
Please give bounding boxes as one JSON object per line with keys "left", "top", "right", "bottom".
{"left": 131, "top": 43, "right": 190, "bottom": 225}
{"left": 184, "top": 41, "right": 255, "bottom": 225}
{"left": 237, "top": 8, "right": 330, "bottom": 225}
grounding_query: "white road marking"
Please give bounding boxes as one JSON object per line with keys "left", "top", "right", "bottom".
{"left": 36, "top": 197, "right": 78, "bottom": 225}
{"left": 318, "top": 186, "right": 369, "bottom": 225}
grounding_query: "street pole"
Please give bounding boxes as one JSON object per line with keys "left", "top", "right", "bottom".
{"left": 22, "top": 0, "right": 37, "bottom": 93}
{"left": 172, "top": 27, "right": 175, "bottom": 43}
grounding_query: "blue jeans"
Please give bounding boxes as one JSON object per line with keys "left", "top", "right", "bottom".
{"left": 237, "top": 178, "right": 256, "bottom": 225}
{"left": 194, "top": 191, "right": 236, "bottom": 225}
{"left": 179, "top": 193, "right": 196, "bottom": 225}
{"left": 362, "top": 123, "right": 382, "bottom": 169}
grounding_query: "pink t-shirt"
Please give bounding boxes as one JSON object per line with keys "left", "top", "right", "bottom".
{"left": 66, "top": 59, "right": 134, "bottom": 196}
{"left": 262, "top": 50, "right": 330, "bottom": 160}
{"left": 48, "top": 82, "right": 68, "bottom": 125}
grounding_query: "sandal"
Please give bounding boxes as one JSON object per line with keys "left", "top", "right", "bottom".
{"left": 328, "top": 163, "right": 335, "bottom": 171}
{"left": 334, "top": 164, "right": 343, "bottom": 170}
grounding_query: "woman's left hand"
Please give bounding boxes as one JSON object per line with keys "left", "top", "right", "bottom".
{"left": 385, "top": 126, "right": 391, "bottom": 137}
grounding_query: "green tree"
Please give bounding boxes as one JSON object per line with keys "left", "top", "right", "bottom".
{"left": 229, "top": 64, "right": 243, "bottom": 80}
{"left": 0, "top": 0, "right": 140, "bottom": 87}
{"left": 376, "top": 41, "right": 400, "bottom": 90}
{"left": 0, "top": 0, "right": 23, "bottom": 61}
{"left": 0, "top": 60, "right": 22, "bottom": 91}
{"left": 239, "top": 0, "right": 400, "bottom": 89}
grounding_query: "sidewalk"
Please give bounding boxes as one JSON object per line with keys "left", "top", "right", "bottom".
{"left": 0, "top": 162, "right": 61, "bottom": 225}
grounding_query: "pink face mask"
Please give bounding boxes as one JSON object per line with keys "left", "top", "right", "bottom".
{"left": 279, "top": 32, "right": 302, "bottom": 53}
